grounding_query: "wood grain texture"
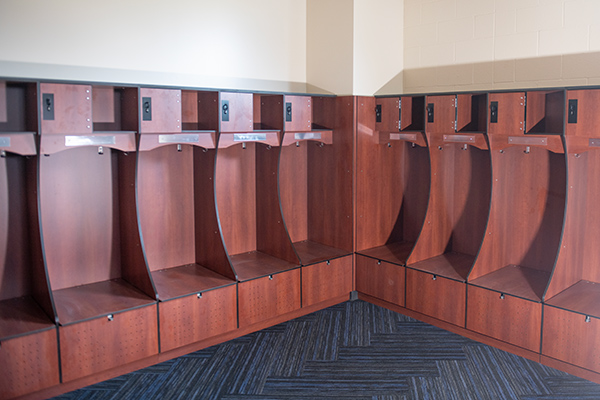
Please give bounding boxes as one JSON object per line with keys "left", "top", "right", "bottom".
{"left": 406, "top": 268, "right": 466, "bottom": 327}
{"left": 0, "top": 297, "right": 55, "bottom": 340}
{"left": 52, "top": 279, "right": 155, "bottom": 325}
{"left": 258, "top": 95, "right": 284, "bottom": 131}
{"left": 546, "top": 280, "right": 600, "bottom": 318}
{"left": 542, "top": 305, "right": 600, "bottom": 373}
{"left": 40, "top": 83, "right": 92, "bottom": 135}
{"left": 193, "top": 147, "right": 236, "bottom": 280}
{"left": 488, "top": 92, "right": 525, "bottom": 135}
{"left": 284, "top": 95, "right": 312, "bottom": 132}
{"left": 59, "top": 304, "right": 158, "bottom": 382}
{"left": 279, "top": 142, "right": 308, "bottom": 243}
{"left": 292, "top": 240, "right": 351, "bottom": 266}
{"left": 151, "top": 265, "right": 235, "bottom": 301}
{"left": 159, "top": 284, "right": 237, "bottom": 352}
{"left": 196, "top": 92, "right": 219, "bottom": 131}
{"left": 525, "top": 90, "right": 564, "bottom": 134}
{"left": 401, "top": 96, "right": 425, "bottom": 131}
{"left": 301, "top": 256, "right": 352, "bottom": 307}
{"left": 565, "top": 89, "right": 600, "bottom": 138}
{"left": 139, "top": 88, "right": 181, "bottom": 134}
{"left": 356, "top": 254, "right": 405, "bottom": 306}
{"left": 256, "top": 143, "right": 299, "bottom": 264}
{"left": 0, "top": 328, "right": 59, "bottom": 399}
{"left": 470, "top": 265, "right": 550, "bottom": 302}
{"left": 456, "top": 93, "right": 487, "bottom": 132}
{"left": 469, "top": 144, "right": 566, "bottom": 286}
{"left": 425, "top": 95, "right": 455, "bottom": 134}
{"left": 181, "top": 90, "right": 198, "bottom": 126}
{"left": 137, "top": 145, "right": 195, "bottom": 272}
{"left": 466, "top": 285, "right": 541, "bottom": 352}
{"left": 92, "top": 86, "right": 115, "bottom": 124}
{"left": 356, "top": 242, "right": 414, "bottom": 266}
{"left": 547, "top": 147, "right": 600, "bottom": 299}
{"left": 407, "top": 252, "right": 474, "bottom": 281}
{"left": 230, "top": 251, "right": 299, "bottom": 282}
{"left": 238, "top": 269, "right": 301, "bottom": 327}
{"left": 306, "top": 96, "right": 353, "bottom": 252}
{"left": 219, "top": 92, "right": 253, "bottom": 132}
{"left": 375, "top": 97, "right": 400, "bottom": 132}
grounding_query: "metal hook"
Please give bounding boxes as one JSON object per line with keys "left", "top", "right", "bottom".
{"left": 462, "top": 144, "right": 468, "bottom": 151}
{"left": 197, "top": 293, "right": 202, "bottom": 299}
{"left": 0, "top": 150, "right": 5, "bottom": 158}
{"left": 411, "top": 143, "right": 416, "bottom": 148}
{"left": 267, "top": 145, "right": 272, "bottom": 150}
{"left": 524, "top": 146, "right": 530, "bottom": 154}
{"left": 177, "top": 144, "right": 182, "bottom": 152}
{"left": 296, "top": 141, "right": 300, "bottom": 147}
{"left": 318, "top": 142, "right": 324, "bottom": 148}
{"left": 242, "top": 142, "right": 246, "bottom": 149}
{"left": 98, "top": 146, "right": 104, "bottom": 155}
{"left": 387, "top": 142, "right": 392, "bottom": 148}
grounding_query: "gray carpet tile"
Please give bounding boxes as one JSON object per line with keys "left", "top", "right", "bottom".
{"left": 52, "top": 300, "right": 600, "bottom": 400}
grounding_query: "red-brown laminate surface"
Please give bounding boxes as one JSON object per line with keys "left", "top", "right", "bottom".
{"left": 469, "top": 265, "right": 550, "bottom": 302}
{"left": 279, "top": 142, "right": 308, "bottom": 243}
{"left": 293, "top": 240, "right": 351, "bottom": 266}
{"left": 376, "top": 97, "right": 400, "bottom": 132}
{"left": 159, "top": 284, "right": 237, "bottom": 352}
{"left": 302, "top": 256, "right": 352, "bottom": 307}
{"left": 0, "top": 297, "right": 55, "bottom": 339}
{"left": 139, "top": 88, "right": 182, "bottom": 134}
{"left": 230, "top": 251, "right": 298, "bottom": 282}
{"left": 356, "top": 254, "right": 405, "bottom": 306}
{"left": 467, "top": 285, "right": 541, "bottom": 352}
{"left": 151, "top": 264, "right": 235, "bottom": 301}
{"left": 488, "top": 92, "right": 525, "bottom": 135}
{"left": 357, "top": 242, "right": 414, "bottom": 266}
{"left": 59, "top": 304, "right": 158, "bottom": 382}
{"left": 546, "top": 280, "right": 600, "bottom": 319}
{"left": 238, "top": 269, "right": 301, "bottom": 327}
{"left": 284, "top": 95, "right": 312, "bottom": 132}
{"left": 565, "top": 89, "right": 600, "bottom": 138}
{"left": 408, "top": 252, "right": 474, "bottom": 281}
{"left": 219, "top": 92, "right": 253, "bottom": 132}
{"left": 92, "top": 86, "right": 115, "bottom": 124}
{"left": 406, "top": 269, "right": 466, "bottom": 326}
{"left": 40, "top": 83, "right": 92, "bottom": 135}
{"left": 426, "top": 95, "right": 455, "bottom": 134}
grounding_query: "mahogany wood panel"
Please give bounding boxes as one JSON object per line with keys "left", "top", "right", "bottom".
{"left": 466, "top": 285, "right": 541, "bottom": 352}
{"left": 193, "top": 147, "right": 236, "bottom": 281}
{"left": 406, "top": 269, "right": 466, "bottom": 326}
{"left": 181, "top": 90, "right": 198, "bottom": 126}
{"left": 357, "top": 242, "right": 414, "bottom": 266}
{"left": 401, "top": 96, "right": 425, "bottom": 131}
{"left": 302, "top": 256, "right": 352, "bottom": 307}
{"left": 196, "top": 91, "right": 220, "bottom": 131}
{"left": 565, "top": 89, "right": 600, "bottom": 137}
{"left": 238, "top": 269, "right": 301, "bottom": 327}
{"left": 151, "top": 265, "right": 234, "bottom": 301}
{"left": 259, "top": 95, "right": 284, "bottom": 131}
{"left": 0, "top": 297, "right": 54, "bottom": 339}
{"left": 40, "top": 83, "right": 92, "bottom": 135}
{"left": 52, "top": 279, "right": 155, "bottom": 325}
{"left": 470, "top": 265, "right": 550, "bottom": 302}
{"left": 59, "top": 304, "right": 158, "bottom": 382}
{"left": 139, "top": 88, "right": 182, "bottom": 134}
{"left": 525, "top": 91, "right": 564, "bottom": 134}
{"left": 546, "top": 280, "right": 600, "bottom": 319}
{"left": 469, "top": 145, "right": 566, "bottom": 283}
{"left": 92, "top": 86, "right": 115, "bottom": 124}
{"left": 256, "top": 143, "right": 299, "bottom": 264}
{"left": 219, "top": 92, "right": 253, "bottom": 132}
{"left": 542, "top": 305, "right": 600, "bottom": 373}
{"left": 0, "top": 81, "right": 7, "bottom": 123}
{"left": 356, "top": 254, "right": 405, "bottom": 306}
{"left": 455, "top": 94, "right": 471, "bottom": 132}
{"left": 425, "top": 95, "right": 455, "bottom": 134}
{"left": 293, "top": 240, "right": 350, "bottom": 266}
{"left": 0, "top": 132, "right": 36, "bottom": 155}
{"left": 215, "top": 143, "right": 257, "bottom": 255}
{"left": 547, "top": 148, "right": 600, "bottom": 299}
{"left": 306, "top": 96, "right": 353, "bottom": 252}
{"left": 159, "top": 284, "right": 237, "bottom": 352}
{"left": 408, "top": 252, "right": 474, "bottom": 281}
{"left": 0, "top": 328, "right": 59, "bottom": 399}
{"left": 230, "top": 252, "right": 298, "bottom": 282}
{"left": 137, "top": 145, "right": 195, "bottom": 272}
{"left": 456, "top": 93, "right": 487, "bottom": 132}
{"left": 0, "top": 83, "right": 29, "bottom": 133}
{"left": 279, "top": 142, "right": 308, "bottom": 243}
{"left": 375, "top": 97, "right": 400, "bottom": 132}
{"left": 487, "top": 92, "right": 525, "bottom": 135}
{"left": 92, "top": 87, "right": 138, "bottom": 134}
{"left": 40, "top": 147, "right": 120, "bottom": 290}
{"left": 284, "top": 95, "right": 312, "bottom": 132}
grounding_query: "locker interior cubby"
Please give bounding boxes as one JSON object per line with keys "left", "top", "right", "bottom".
{"left": 216, "top": 92, "right": 299, "bottom": 282}
{"left": 545, "top": 93, "right": 600, "bottom": 319}
{"left": 406, "top": 132, "right": 491, "bottom": 282}
{"left": 357, "top": 96, "right": 430, "bottom": 266}
{"left": 137, "top": 121, "right": 235, "bottom": 301}
{"left": 279, "top": 96, "right": 352, "bottom": 265}
{"left": 524, "top": 90, "right": 564, "bottom": 135}
{"left": 455, "top": 93, "right": 487, "bottom": 133}
{"left": 39, "top": 83, "right": 156, "bottom": 325}
{"left": 0, "top": 81, "right": 55, "bottom": 341}
{"left": 468, "top": 136, "right": 566, "bottom": 302}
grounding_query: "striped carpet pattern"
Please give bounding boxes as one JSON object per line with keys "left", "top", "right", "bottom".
{"left": 53, "top": 300, "right": 600, "bottom": 400}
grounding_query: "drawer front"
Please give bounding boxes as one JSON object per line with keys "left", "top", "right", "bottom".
{"left": 543, "top": 306, "right": 600, "bottom": 372}
{"left": 302, "top": 256, "right": 352, "bottom": 307}
{"left": 59, "top": 305, "right": 158, "bottom": 382}
{"left": 356, "top": 255, "right": 405, "bottom": 307}
{"left": 467, "top": 285, "right": 541, "bottom": 352}
{"left": 0, "top": 329, "right": 59, "bottom": 399}
{"left": 487, "top": 92, "right": 525, "bottom": 135}
{"left": 406, "top": 269, "right": 466, "bottom": 327}
{"left": 238, "top": 269, "right": 301, "bottom": 327}
{"left": 139, "top": 88, "right": 182, "bottom": 133}
{"left": 40, "top": 83, "right": 92, "bottom": 135}
{"left": 159, "top": 285, "right": 237, "bottom": 352}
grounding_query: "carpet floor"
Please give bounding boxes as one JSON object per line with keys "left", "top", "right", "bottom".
{"left": 52, "top": 300, "right": 600, "bottom": 399}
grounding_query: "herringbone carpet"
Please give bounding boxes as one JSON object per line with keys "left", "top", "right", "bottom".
{"left": 53, "top": 300, "right": 600, "bottom": 399}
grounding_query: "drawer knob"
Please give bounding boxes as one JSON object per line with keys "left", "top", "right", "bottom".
{"left": 500, "top": 293, "right": 505, "bottom": 300}
{"left": 269, "top": 275, "right": 273, "bottom": 280}
{"left": 197, "top": 293, "right": 203, "bottom": 299}
{"left": 326, "top": 260, "right": 330, "bottom": 265}
{"left": 432, "top": 275, "right": 437, "bottom": 281}
{"left": 107, "top": 314, "right": 114, "bottom": 322}
{"left": 585, "top": 315, "right": 591, "bottom": 323}
{"left": 377, "top": 260, "right": 381, "bottom": 265}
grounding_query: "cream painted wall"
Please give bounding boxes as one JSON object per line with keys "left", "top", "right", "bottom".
{"left": 306, "top": 0, "right": 354, "bottom": 95}
{"left": 353, "top": 0, "right": 404, "bottom": 96}
{"left": 0, "top": 0, "right": 308, "bottom": 92}
{"left": 403, "top": 0, "right": 600, "bottom": 93}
